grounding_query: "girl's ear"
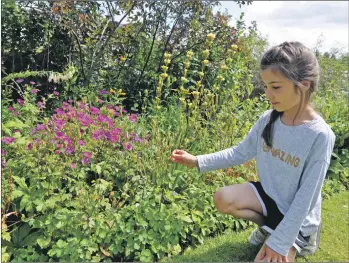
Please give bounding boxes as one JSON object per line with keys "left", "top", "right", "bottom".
{"left": 301, "top": 80, "right": 311, "bottom": 90}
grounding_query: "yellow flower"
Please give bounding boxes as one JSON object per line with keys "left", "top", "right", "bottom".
{"left": 220, "top": 64, "right": 228, "bottom": 71}
{"left": 161, "top": 73, "right": 168, "bottom": 79}
{"left": 231, "top": 44, "right": 238, "bottom": 51}
{"left": 191, "top": 91, "right": 200, "bottom": 98}
{"left": 199, "top": 72, "right": 205, "bottom": 78}
{"left": 202, "top": 49, "right": 210, "bottom": 57}
{"left": 119, "top": 56, "right": 127, "bottom": 62}
{"left": 203, "top": 60, "right": 209, "bottom": 65}
{"left": 164, "top": 52, "right": 172, "bottom": 59}
{"left": 181, "top": 77, "right": 188, "bottom": 83}
{"left": 180, "top": 86, "right": 190, "bottom": 95}
{"left": 117, "top": 89, "right": 126, "bottom": 96}
{"left": 161, "top": 66, "right": 168, "bottom": 72}
{"left": 217, "top": 75, "right": 225, "bottom": 82}
{"left": 186, "top": 50, "right": 194, "bottom": 58}
{"left": 207, "top": 33, "right": 215, "bottom": 41}
{"left": 184, "top": 62, "right": 190, "bottom": 68}
{"left": 110, "top": 88, "right": 115, "bottom": 94}
{"left": 226, "top": 58, "right": 233, "bottom": 63}
{"left": 164, "top": 59, "right": 171, "bottom": 65}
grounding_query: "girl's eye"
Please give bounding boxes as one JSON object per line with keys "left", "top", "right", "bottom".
{"left": 273, "top": 86, "right": 280, "bottom": 89}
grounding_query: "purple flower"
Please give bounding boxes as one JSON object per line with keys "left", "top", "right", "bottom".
{"left": 53, "top": 91, "right": 59, "bottom": 96}
{"left": 110, "top": 128, "right": 121, "bottom": 143}
{"left": 128, "top": 113, "right": 138, "bottom": 123}
{"left": 122, "top": 109, "right": 128, "bottom": 113}
{"left": 26, "top": 142, "right": 33, "bottom": 150}
{"left": 17, "top": 99, "right": 24, "bottom": 106}
{"left": 55, "top": 108, "right": 65, "bottom": 115}
{"left": 99, "top": 90, "right": 109, "bottom": 95}
{"left": 123, "top": 143, "right": 133, "bottom": 151}
{"left": 36, "top": 124, "right": 46, "bottom": 131}
{"left": 107, "top": 105, "right": 114, "bottom": 110}
{"left": 78, "top": 140, "right": 85, "bottom": 146}
{"left": 55, "top": 131, "right": 65, "bottom": 138}
{"left": 134, "top": 136, "right": 145, "bottom": 144}
{"left": 114, "top": 112, "right": 120, "bottom": 117}
{"left": 2, "top": 137, "right": 15, "bottom": 144}
{"left": 57, "top": 144, "right": 62, "bottom": 149}
{"left": 31, "top": 89, "right": 39, "bottom": 94}
{"left": 81, "top": 157, "right": 91, "bottom": 165}
{"left": 89, "top": 106, "right": 100, "bottom": 115}
{"left": 115, "top": 106, "right": 120, "bottom": 111}
{"left": 68, "top": 100, "right": 74, "bottom": 103}
{"left": 37, "top": 101, "right": 45, "bottom": 109}
{"left": 78, "top": 113, "right": 94, "bottom": 126}
{"left": 65, "top": 146, "right": 75, "bottom": 155}
{"left": 8, "top": 107, "right": 14, "bottom": 112}
{"left": 98, "top": 99, "right": 104, "bottom": 104}
{"left": 34, "top": 139, "right": 40, "bottom": 146}
{"left": 30, "top": 81, "right": 36, "bottom": 85}
{"left": 55, "top": 150, "right": 61, "bottom": 155}
{"left": 83, "top": 152, "right": 92, "bottom": 158}
{"left": 92, "top": 129, "right": 107, "bottom": 140}
{"left": 70, "top": 163, "right": 77, "bottom": 169}
{"left": 77, "top": 101, "right": 87, "bottom": 110}
{"left": 1, "top": 149, "right": 6, "bottom": 156}
{"left": 16, "top": 78, "right": 24, "bottom": 83}
{"left": 55, "top": 119, "right": 66, "bottom": 130}
{"left": 97, "top": 114, "right": 113, "bottom": 126}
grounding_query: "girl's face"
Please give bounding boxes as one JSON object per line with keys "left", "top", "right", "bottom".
{"left": 261, "top": 69, "right": 304, "bottom": 113}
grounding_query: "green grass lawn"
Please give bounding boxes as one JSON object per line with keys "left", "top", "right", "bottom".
{"left": 163, "top": 191, "right": 349, "bottom": 262}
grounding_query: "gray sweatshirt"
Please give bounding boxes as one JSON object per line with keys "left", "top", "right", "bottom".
{"left": 197, "top": 109, "right": 335, "bottom": 256}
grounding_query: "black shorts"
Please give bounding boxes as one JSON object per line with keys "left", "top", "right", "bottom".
{"left": 249, "top": 181, "right": 310, "bottom": 251}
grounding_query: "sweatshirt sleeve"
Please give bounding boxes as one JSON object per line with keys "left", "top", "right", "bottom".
{"left": 196, "top": 110, "right": 270, "bottom": 173}
{"left": 265, "top": 129, "right": 335, "bottom": 256}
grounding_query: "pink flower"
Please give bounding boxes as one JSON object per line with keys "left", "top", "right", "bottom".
{"left": 1, "top": 149, "right": 6, "bottom": 156}
{"left": 123, "top": 143, "right": 133, "bottom": 151}
{"left": 70, "top": 163, "right": 77, "bottom": 169}
{"left": 31, "top": 89, "right": 39, "bottom": 94}
{"left": 17, "top": 99, "right": 24, "bottom": 106}
{"left": 81, "top": 157, "right": 91, "bottom": 165}
{"left": 37, "top": 101, "right": 45, "bottom": 109}
{"left": 68, "top": 100, "right": 74, "bottom": 103}
{"left": 57, "top": 144, "right": 62, "bottom": 149}
{"left": 53, "top": 91, "right": 59, "bottom": 96}
{"left": 83, "top": 152, "right": 92, "bottom": 158}
{"left": 16, "top": 78, "right": 24, "bottom": 83}
{"left": 65, "top": 146, "right": 75, "bottom": 155}
{"left": 55, "top": 150, "right": 61, "bottom": 155}
{"left": 55, "top": 131, "right": 65, "bottom": 138}
{"left": 114, "top": 112, "right": 120, "bottom": 117}
{"left": 98, "top": 99, "right": 104, "bottom": 104}
{"left": 78, "top": 140, "right": 85, "bottom": 146}
{"left": 30, "top": 81, "right": 36, "bottom": 85}
{"left": 26, "top": 142, "right": 33, "bottom": 150}
{"left": 115, "top": 106, "right": 121, "bottom": 111}
{"left": 99, "top": 90, "right": 109, "bottom": 95}
{"left": 55, "top": 119, "right": 66, "bottom": 130}
{"left": 122, "top": 108, "right": 128, "bottom": 113}
{"left": 78, "top": 114, "right": 94, "bottom": 126}
{"left": 128, "top": 113, "right": 138, "bottom": 123}
{"left": 2, "top": 137, "right": 15, "bottom": 144}
{"left": 8, "top": 107, "right": 14, "bottom": 112}
{"left": 89, "top": 106, "right": 100, "bottom": 115}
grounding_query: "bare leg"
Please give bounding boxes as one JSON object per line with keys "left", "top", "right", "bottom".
{"left": 213, "top": 183, "right": 265, "bottom": 226}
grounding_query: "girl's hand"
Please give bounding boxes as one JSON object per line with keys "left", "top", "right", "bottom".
{"left": 170, "top": 149, "right": 198, "bottom": 168}
{"left": 259, "top": 245, "right": 288, "bottom": 262}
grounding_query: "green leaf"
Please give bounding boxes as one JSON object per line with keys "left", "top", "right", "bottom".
{"left": 96, "top": 164, "right": 102, "bottom": 175}
{"left": 37, "top": 236, "right": 51, "bottom": 248}
{"left": 56, "top": 239, "right": 68, "bottom": 249}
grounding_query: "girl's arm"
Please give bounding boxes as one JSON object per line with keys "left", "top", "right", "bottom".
{"left": 196, "top": 110, "right": 270, "bottom": 173}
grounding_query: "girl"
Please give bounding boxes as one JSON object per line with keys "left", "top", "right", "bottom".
{"left": 170, "top": 41, "right": 335, "bottom": 262}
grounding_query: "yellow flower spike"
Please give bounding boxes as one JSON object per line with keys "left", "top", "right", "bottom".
{"left": 202, "top": 49, "right": 210, "bottom": 57}
{"left": 156, "top": 86, "right": 161, "bottom": 94}
{"left": 160, "top": 73, "right": 168, "bottom": 79}
{"left": 217, "top": 75, "right": 225, "bottom": 82}
{"left": 203, "top": 60, "right": 209, "bottom": 65}
{"left": 164, "top": 52, "right": 172, "bottom": 59}
{"left": 199, "top": 72, "right": 205, "bottom": 78}
{"left": 164, "top": 59, "right": 171, "bottom": 65}
{"left": 184, "top": 62, "right": 190, "bottom": 68}
{"left": 196, "top": 80, "right": 202, "bottom": 87}
{"left": 226, "top": 58, "right": 233, "bottom": 63}
{"left": 187, "top": 103, "right": 193, "bottom": 109}
{"left": 231, "top": 44, "right": 238, "bottom": 51}
{"left": 186, "top": 50, "right": 194, "bottom": 58}
{"left": 220, "top": 64, "right": 228, "bottom": 71}
{"left": 192, "top": 91, "right": 200, "bottom": 98}
{"left": 161, "top": 66, "right": 168, "bottom": 72}
{"left": 117, "top": 89, "right": 126, "bottom": 96}
{"left": 82, "top": 97, "right": 88, "bottom": 104}
{"left": 180, "top": 86, "right": 190, "bottom": 95}
{"left": 181, "top": 77, "right": 188, "bottom": 84}
{"left": 207, "top": 33, "right": 215, "bottom": 41}
{"left": 110, "top": 88, "right": 115, "bottom": 94}
{"left": 119, "top": 56, "right": 127, "bottom": 62}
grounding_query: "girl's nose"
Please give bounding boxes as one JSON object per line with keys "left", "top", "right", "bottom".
{"left": 265, "top": 87, "right": 274, "bottom": 100}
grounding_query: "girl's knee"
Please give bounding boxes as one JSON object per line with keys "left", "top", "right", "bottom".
{"left": 213, "top": 188, "right": 237, "bottom": 214}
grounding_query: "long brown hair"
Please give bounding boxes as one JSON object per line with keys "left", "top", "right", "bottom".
{"left": 260, "top": 41, "right": 320, "bottom": 147}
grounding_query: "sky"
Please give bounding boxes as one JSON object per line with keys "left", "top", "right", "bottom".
{"left": 214, "top": 1, "right": 349, "bottom": 54}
